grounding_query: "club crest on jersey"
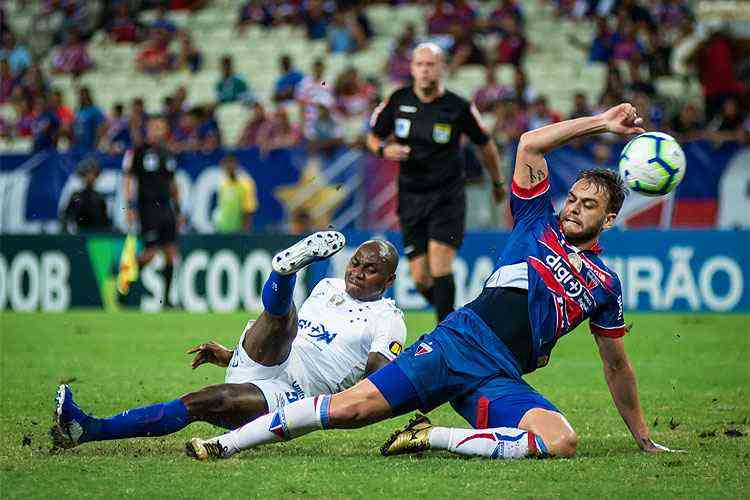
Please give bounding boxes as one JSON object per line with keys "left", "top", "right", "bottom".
{"left": 389, "top": 341, "right": 403, "bottom": 356}
{"left": 329, "top": 294, "right": 345, "bottom": 306}
{"left": 414, "top": 342, "right": 433, "bottom": 357}
{"left": 395, "top": 118, "right": 411, "bottom": 138}
{"left": 432, "top": 123, "right": 451, "bottom": 143}
{"left": 568, "top": 252, "right": 583, "bottom": 273}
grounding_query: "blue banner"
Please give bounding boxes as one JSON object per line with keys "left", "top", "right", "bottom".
{"left": 0, "top": 146, "right": 356, "bottom": 233}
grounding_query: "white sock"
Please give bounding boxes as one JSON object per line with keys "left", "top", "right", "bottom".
{"left": 217, "top": 395, "right": 332, "bottom": 457}
{"left": 428, "top": 426, "right": 547, "bottom": 459}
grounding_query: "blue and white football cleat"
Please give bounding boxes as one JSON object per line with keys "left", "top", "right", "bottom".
{"left": 272, "top": 231, "right": 346, "bottom": 275}
{"left": 50, "top": 384, "right": 90, "bottom": 449}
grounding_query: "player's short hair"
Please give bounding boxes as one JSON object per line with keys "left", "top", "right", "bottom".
{"left": 575, "top": 168, "right": 628, "bottom": 214}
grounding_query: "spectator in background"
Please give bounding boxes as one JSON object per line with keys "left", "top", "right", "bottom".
{"left": 237, "top": 101, "right": 268, "bottom": 147}
{"left": 136, "top": 28, "right": 174, "bottom": 74}
{"left": 237, "top": 0, "right": 275, "bottom": 33}
{"left": 511, "top": 67, "right": 536, "bottom": 103}
{"left": 51, "top": 30, "right": 93, "bottom": 76}
{"left": 427, "top": 0, "right": 457, "bottom": 35}
{"left": 61, "top": 159, "right": 110, "bottom": 233}
{"left": 162, "top": 95, "right": 182, "bottom": 133}
{"left": 351, "top": 3, "right": 373, "bottom": 40}
{"left": 151, "top": 5, "right": 178, "bottom": 39}
{"left": 257, "top": 107, "right": 301, "bottom": 156}
{"left": 495, "top": 16, "right": 527, "bottom": 67}
{"left": 327, "top": 10, "right": 366, "bottom": 54}
{"left": 129, "top": 97, "right": 148, "bottom": 146}
{"left": 334, "top": 66, "right": 375, "bottom": 118}
{"left": 0, "top": 31, "right": 32, "bottom": 77}
{"left": 176, "top": 30, "right": 203, "bottom": 73}
{"left": 17, "top": 65, "right": 49, "bottom": 101}
{"left": 447, "top": 25, "right": 486, "bottom": 75}
{"left": 473, "top": 65, "right": 510, "bottom": 113}
{"left": 301, "top": 0, "right": 331, "bottom": 40}
{"left": 385, "top": 34, "right": 413, "bottom": 85}
{"left": 527, "top": 95, "right": 562, "bottom": 129}
{"left": 31, "top": 93, "right": 60, "bottom": 152}
{"left": 72, "top": 86, "right": 106, "bottom": 152}
{"left": 273, "top": 54, "right": 304, "bottom": 104}
{"left": 105, "top": 102, "right": 131, "bottom": 153}
{"left": 170, "top": 107, "right": 201, "bottom": 152}
{"left": 708, "top": 96, "right": 747, "bottom": 144}
{"left": 296, "top": 58, "right": 334, "bottom": 139}
{"left": 492, "top": 98, "right": 528, "bottom": 141}
{"left": 687, "top": 27, "right": 748, "bottom": 122}
{"left": 213, "top": 154, "right": 258, "bottom": 233}
{"left": 669, "top": 102, "right": 703, "bottom": 143}
{"left": 0, "top": 60, "right": 14, "bottom": 103}
{"left": 216, "top": 55, "right": 251, "bottom": 104}
{"left": 569, "top": 91, "right": 590, "bottom": 119}
{"left": 52, "top": 89, "right": 75, "bottom": 130}
{"left": 106, "top": 1, "right": 142, "bottom": 43}
{"left": 307, "top": 103, "right": 344, "bottom": 159}
{"left": 173, "top": 85, "right": 191, "bottom": 111}
{"left": 586, "top": 16, "right": 615, "bottom": 63}
{"left": 612, "top": 20, "right": 644, "bottom": 66}
{"left": 485, "top": 0, "right": 523, "bottom": 32}
{"left": 198, "top": 104, "right": 222, "bottom": 152}
{"left": 16, "top": 96, "right": 35, "bottom": 138}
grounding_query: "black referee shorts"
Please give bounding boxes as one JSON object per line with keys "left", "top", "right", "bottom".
{"left": 139, "top": 205, "right": 177, "bottom": 248}
{"left": 397, "top": 186, "right": 466, "bottom": 259}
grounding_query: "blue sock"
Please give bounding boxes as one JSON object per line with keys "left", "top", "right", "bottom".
{"left": 80, "top": 399, "right": 189, "bottom": 443}
{"left": 262, "top": 270, "right": 296, "bottom": 316}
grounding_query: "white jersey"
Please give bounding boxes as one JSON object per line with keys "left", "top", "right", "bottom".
{"left": 288, "top": 278, "right": 407, "bottom": 395}
{"left": 225, "top": 278, "right": 407, "bottom": 412}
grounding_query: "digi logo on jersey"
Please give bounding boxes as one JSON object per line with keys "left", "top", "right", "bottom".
{"left": 542, "top": 253, "right": 595, "bottom": 313}
{"left": 298, "top": 319, "right": 337, "bottom": 344}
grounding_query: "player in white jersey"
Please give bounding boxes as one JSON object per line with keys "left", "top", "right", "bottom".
{"left": 50, "top": 232, "right": 405, "bottom": 449}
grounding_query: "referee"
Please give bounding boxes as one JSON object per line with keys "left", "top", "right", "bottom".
{"left": 367, "top": 43, "right": 506, "bottom": 322}
{"left": 123, "top": 115, "right": 182, "bottom": 307}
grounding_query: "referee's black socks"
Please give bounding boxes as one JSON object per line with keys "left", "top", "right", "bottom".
{"left": 433, "top": 274, "right": 455, "bottom": 322}
{"left": 163, "top": 264, "right": 174, "bottom": 307}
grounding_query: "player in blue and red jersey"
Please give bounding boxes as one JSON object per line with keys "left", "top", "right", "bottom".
{"left": 187, "top": 103, "right": 678, "bottom": 461}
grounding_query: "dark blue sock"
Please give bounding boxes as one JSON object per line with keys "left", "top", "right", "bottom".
{"left": 80, "top": 399, "right": 189, "bottom": 443}
{"left": 262, "top": 270, "right": 296, "bottom": 316}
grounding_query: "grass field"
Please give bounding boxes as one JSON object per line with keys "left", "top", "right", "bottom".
{"left": 1, "top": 311, "right": 748, "bottom": 499}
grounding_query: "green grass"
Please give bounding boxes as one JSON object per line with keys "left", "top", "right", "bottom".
{"left": 1, "top": 311, "right": 748, "bottom": 499}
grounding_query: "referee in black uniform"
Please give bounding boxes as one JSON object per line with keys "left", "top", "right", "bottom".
{"left": 367, "top": 43, "right": 506, "bottom": 322}
{"left": 123, "top": 115, "right": 182, "bottom": 307}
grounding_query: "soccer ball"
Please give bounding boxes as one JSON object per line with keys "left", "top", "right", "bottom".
{"left": 618, "top": 132, "right": 686, "bottom": 196}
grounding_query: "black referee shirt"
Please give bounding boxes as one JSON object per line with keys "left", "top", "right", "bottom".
{"left": 370, "top": 86, "right": 490, "bottom": 193}
{"left": 122, "top": 144, "right": 177, "bottom": 210}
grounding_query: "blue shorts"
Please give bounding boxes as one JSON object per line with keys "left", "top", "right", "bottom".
{"left": 368, "top": 308, "right": 561, "bottom": 428}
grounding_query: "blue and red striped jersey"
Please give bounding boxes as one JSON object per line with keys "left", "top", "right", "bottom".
{"left": 484, "top": 178, "right": 626, "bottom": 370}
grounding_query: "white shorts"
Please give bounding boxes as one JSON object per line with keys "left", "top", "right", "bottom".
{"left": 224, "top": 327, "right": 307, "bottom": 413}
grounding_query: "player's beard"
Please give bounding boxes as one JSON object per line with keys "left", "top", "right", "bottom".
{"left": 559, "top": 214, "right": 604, "bottom": 246}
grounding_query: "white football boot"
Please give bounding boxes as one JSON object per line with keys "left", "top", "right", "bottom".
{"left": 272, "top": 231, "right": 346, "bottom": 275}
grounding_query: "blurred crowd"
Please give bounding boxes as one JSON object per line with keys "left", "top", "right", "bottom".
{"left": 1, "top": 0, "right": 749, "bottom": 157}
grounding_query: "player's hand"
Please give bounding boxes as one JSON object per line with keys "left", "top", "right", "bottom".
{"left": 600, "top": 103, "right": 646, "bottom": 136}
{"left": 383, "top": 144, "right": 411, "bottom": 162}
{"left": 491, "top": 183, "right": 507, "bottom": 204}
{"left": 639, "top": 437, "right": 685, "bottom": 454}
{"left": 186, "top": 341, "right": 233, "bottom": 369}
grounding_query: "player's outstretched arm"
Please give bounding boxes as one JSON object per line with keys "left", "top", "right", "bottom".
{"left": 594, "top": 335, "right": 680, "bottom": 453}
{"left": 514, "top": 103, "right": 645, "bottom": 190}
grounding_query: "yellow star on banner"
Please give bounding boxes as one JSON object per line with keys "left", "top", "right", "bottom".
{"left": 274, "top": 160, "right": 347, "bottom": 229}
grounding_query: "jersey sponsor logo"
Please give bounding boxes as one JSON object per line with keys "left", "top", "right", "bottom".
{"left": 414, "top": 342, "right": 432, "bottom": 356}
{"left": 395, "top": 118, "right": 411, "bottom": 138}
{"left": 432, "top": 123, "right": 451, "bottom": 143}
{"left": 389, "top": 340, "right": 403, "bottom": 356}
{"left": 298, "top": 318, "right": 338, "bottom": 344}
{"left": 399, "top": 105, "right": 417, "bottom": 113}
